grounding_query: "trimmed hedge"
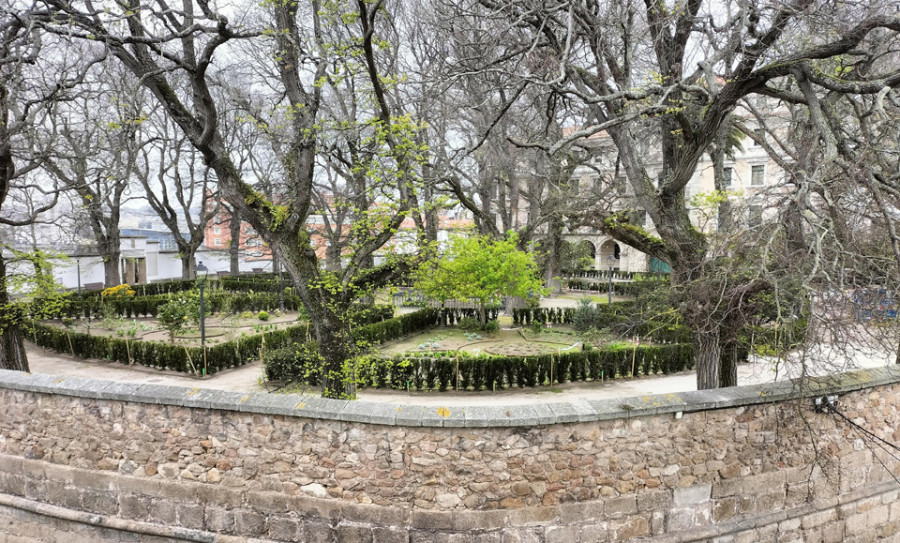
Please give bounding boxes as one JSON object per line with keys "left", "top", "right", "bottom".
{"left": 564, "top": 278, "right": 661, "bottom": 297}
{"left": 47, "top": 291, "right": 305, "bottom": 320}
{"left": 28, "top": 306, "right": 427, "bottom": 376}
{"left": 26, "top": 320, "right": 209, "bottom": 373}
{"left": 563, "top": 269, "right": 669, "bottom": 282}
{"left": 351, "top": 342, "right": 695, "bottom": 392}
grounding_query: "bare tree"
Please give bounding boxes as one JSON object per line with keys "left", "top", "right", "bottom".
{"left": 36, "top": 0, "right": 430, "bottom": 397}
{"left": 454, "top": 0, "right": 900, "bottom": 388}
{"left": 137, "top": 111, "right": 219, "bottom": 280}
{"left": 41, "top": 62, "right": 146, "bottom": 287}
{"left": 0, "top": 6, "right": 101, "bottom": 371}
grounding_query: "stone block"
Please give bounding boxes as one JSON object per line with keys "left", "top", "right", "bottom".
{"left": 290, "top": 495, "right": 343, "bottom": 523}
{"left": 394, "top": 406, "right": 425, "bottom": 427}
{"left": 636, "top": 489, "right": 672, "bottom": 512}
{"left": 344, "top": 501, "right": 410, "bottom": 527}
{"left": 268, "top": 516, "right": 301, "bottom": 541}
{"left": 337, "top": 525, "right": 374, "bottom": 543}
{"left": 507, "top": 506, "right": 556, "bottom": 526}
{"left": 665, "top": 508, "right": 695, "bottom": 532}
{"left": 118, "top": 494, "right": 150, "bottom": 521}
{"left": 149, "top": 499, "right": 177, "bottom": 525}
{"left": 340, "top": 401, "right": 396, "bottom": 425}
{"left": 465, "top": 406, "right": 510, "bottom": 428}
{"left": 505, "top": 405, "right": 542, "bottom": 427}
{"left": 609, "top": 516, "right": 650, "bottom": 542}
{"left": 246, "top": 490, "right": 291, "bottom": 513}
{"left": 545, "top": 403, "right": 579, "bottom": 423}
{"left": 303, "top": 521, "right": 336, "bottom": 543}
{"left": 674, "top": 483, "right": 711, "bottom": 507}
{"left": 604, "top": 496, "right": 637, "bottom": 517}
{"left": 578, "top": 523, "right": 609, "bottom": 543}
{"left": 712, "top": 494, "right": 738, "bottom": 523}
{"left": 412, "top": 510, "right": 452, "bottom": 530}
{"left": 373, "top": 527, "right": 410, "bottom": 543}
{"left": 544, "top": 525, "right": 577, "bottom": 543}
{"left": 235, "top": 510, "right": 267, "bottom": 536}
{"left": 823, "top": 520, "right": 845, "bottom": 543}
{"left": 475, "top": 532, "right": 502, "bottom": 543}
{"left": 176, "top": 503, "right": 205, "bottom": 530}
{"left": 802, "top": 509, "right": 837, "bottom": 530}
{"left": 451, "top": 510, "right": 508, "bottom": 531}
{"left": 205, "top": 507, "right": 234, "bottom": 533}
{"left": 559, "top": 501, "right": 603, "bottom": 524}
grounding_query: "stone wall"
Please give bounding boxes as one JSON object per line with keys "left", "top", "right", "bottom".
{"left": 1, "top": 368, "right": 900, "bottom": 542}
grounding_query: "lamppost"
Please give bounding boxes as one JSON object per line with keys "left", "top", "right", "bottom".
{"left": 607, "top": 254, "right": 615, "bottom": 305}
{"left": 196, "top": 262, "right": 209, "bottom": 375}
{"left": 76, "top": 258, "right": 82, "bottom": 296}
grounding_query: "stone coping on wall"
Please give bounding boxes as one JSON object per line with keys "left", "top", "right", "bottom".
{"left": 1, "top": 365, "right": 898, "bottom": 427}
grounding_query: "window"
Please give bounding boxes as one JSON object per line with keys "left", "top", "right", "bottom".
{"left": 749, "top": 205, "right": 763, "bottom": 227}
{"left": 213, "top": 226, "right": 220, "bottom": 234}
{"left": 753, "top": 128, "right": 765, "bottom": 146}
{"left": 244, "top": 226, "right": 257, "bottom": 235}
{"left": 489, "top": 183, "right": 498, "bottom": 199}
{"left": 246, "top": 238, "right": 261, "bottom": 247}
{"left": 214, "top": 238, "right": 222, "bottom": 246}
{"left": 751, "top": 165, "right": 765, "bottom": 186}
{"left": 214, "top": 215, "right": 222, "bottom": 224}
{"left": 723, "top": 167, "right": 732, "bottom": 188}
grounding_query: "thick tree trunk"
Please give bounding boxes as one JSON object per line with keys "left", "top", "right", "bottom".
{"left": 180, "top": 252, "right": 195, "bottom": 280}
{"left": 312, "top": 304, "right": 356, "bottom": 399}
{"left": 0, "top": 253, "right": 28, "bottom": 372}
{"left": 103, "top": 253, "right": 121, "bottom": 287}
{"left": 544, "top": 215, "right": 564, "bottom": 296}
{"left": 694, "top": 329, "right": 721, "bottom": 390}
{"left": 719, "top": 339, "right": 739, "bottom": 388}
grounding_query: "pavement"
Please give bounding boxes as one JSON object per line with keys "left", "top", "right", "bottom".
{"left": 22, "top": 293, "right": 899, "bottom": 406}
{"left": 25, "top": 339, "right": 896, "bottom": 407}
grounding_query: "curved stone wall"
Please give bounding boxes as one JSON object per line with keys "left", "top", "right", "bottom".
{"left": 1, "top": 367, "right": 899, "bottom": 542}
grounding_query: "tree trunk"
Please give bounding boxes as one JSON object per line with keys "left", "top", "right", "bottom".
{"left": 313, "top": 306, "right": 355, "bottom": 399}
{"left": 103, "top": 253, "right": 121, "bottom": 287}
{"left": 0, "top": 252, "right": 28, "bottom": 372}
{"left": 229, "top": 213, "right": 241, "bottom": 276}
{"left": 694, "top": 329, "right": 721, "bottom": 390}
{"left": 719, "top": 339, "right": 738, "bottom": 388}
{"left": 180, "top": 252, "right": 195, "bottom": 280}
{"left": 544, "top": 215, "right": 564, "bottom": 296}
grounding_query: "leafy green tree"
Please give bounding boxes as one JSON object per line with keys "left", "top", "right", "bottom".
{"left": 156, "top": 291, "right": 201, "bottom": 343}
{"left": 417, "top": 232, "right": 546, "bottom": 325}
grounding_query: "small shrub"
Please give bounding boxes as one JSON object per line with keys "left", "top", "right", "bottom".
{"left": 572, "top": 298, "right": 597, "bottom": 333}
{"left": 529, "top": 320, "right": 543, "bottom": 335}
{"left": 458, "top": 317, "right": 481, "bottom": 331}
{"left": 483, "top": 320, "right": 499, "bottom": 335}
{"left": 258, "top": 311, "right": 270, "bottom": 321}
{"left": 240, "top": 310, "right": 254, "bottom": 319}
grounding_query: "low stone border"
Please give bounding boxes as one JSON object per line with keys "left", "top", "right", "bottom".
{"left": 1, "top": 365, "right": 898, "bottom": 428}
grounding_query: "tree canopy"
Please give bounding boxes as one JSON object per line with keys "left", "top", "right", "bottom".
{"left": 417, "top": 232, "right": 545, "bottom": 324}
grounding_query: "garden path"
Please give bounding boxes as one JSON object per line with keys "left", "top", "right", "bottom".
{"left": 24, "top": 340, "right": 893, "bottom": 405}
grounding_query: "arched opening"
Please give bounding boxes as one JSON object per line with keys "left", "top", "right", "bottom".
{"left": 599, "top": 239, "right": 620, "bottom": 270}
{"left": 560, "top": 239, "right": 596, "bottom": 271}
